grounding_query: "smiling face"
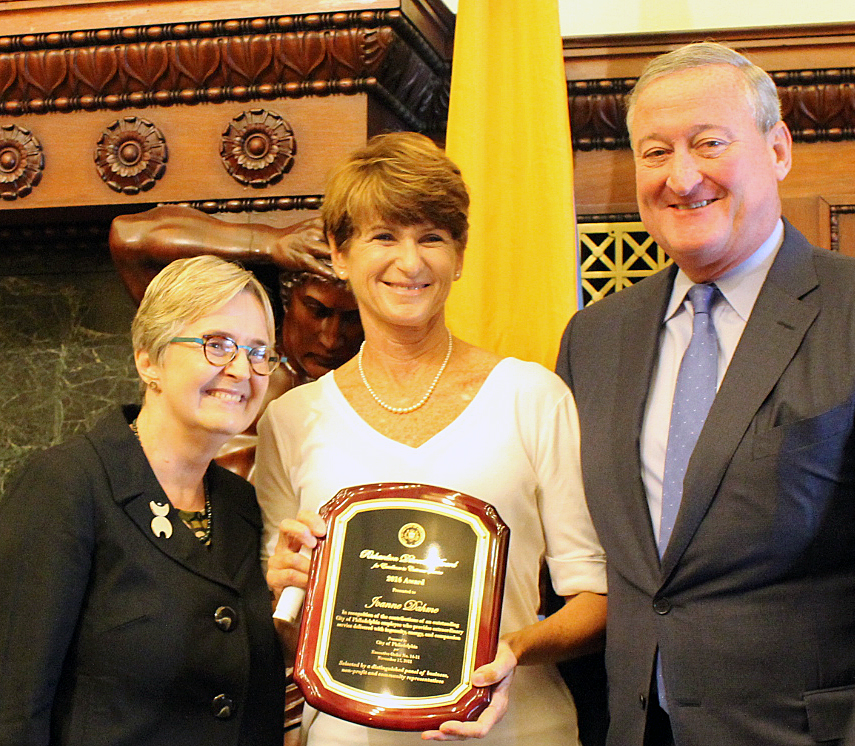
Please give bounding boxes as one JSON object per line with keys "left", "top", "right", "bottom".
{"left": 136, "top": 290, "right": 273, "bottom": 439}
{"left": 631, "top": 65, "right": 792, "bottom": 282}
{"left": 280, "top": 277, "right": 362, "bottom": 380}
{"left": 330, "top": 219, "right": 463, "bottom": 335}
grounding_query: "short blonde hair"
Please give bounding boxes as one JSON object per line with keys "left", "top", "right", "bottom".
{"left": 132, "top": 255, "right": 275, "bottom": 368}
{"left": 322, "top": 132, "right": 469, "bottom": 252}
{"left": 626, "top": 41, "right": 782, "bottom": 139}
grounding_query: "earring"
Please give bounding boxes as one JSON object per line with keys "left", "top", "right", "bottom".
{"left": 147, "top": 380, "right": 160, "bottom": 392}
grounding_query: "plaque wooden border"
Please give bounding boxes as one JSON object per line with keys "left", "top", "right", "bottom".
{"left": 294, "top": 482, "right": 509, "bottom": 731}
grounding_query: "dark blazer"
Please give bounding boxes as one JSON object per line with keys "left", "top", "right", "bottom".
{"left": 557, "top": 221, "right": 855, "bottom": 746}
{"left": 0, "top": 406, "right": 285, "bottom": 746}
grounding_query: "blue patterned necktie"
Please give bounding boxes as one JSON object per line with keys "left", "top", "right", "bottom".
{"left": 656, "top": 283, "right": 718, "bottom": 712}
{"left": 659, "top": 283, "right": 719, "bottom": 557}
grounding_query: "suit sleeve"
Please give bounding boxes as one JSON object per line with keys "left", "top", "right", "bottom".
{"left": 0, "top": 442, "right": 98, "bottom": 746}
{"left": 555, "top": 316, "right": 575, "bottom": 389}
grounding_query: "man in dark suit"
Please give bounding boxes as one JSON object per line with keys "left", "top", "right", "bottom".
{"left": 557, "top": 42, "right": 855, "bottom": 746}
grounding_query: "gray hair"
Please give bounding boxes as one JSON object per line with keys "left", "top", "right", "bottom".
{"left": 132, "top": 255, "right": 275, "bottom": 368}
{"left": 625, "top": 42, "right": 781, "bottom": 139}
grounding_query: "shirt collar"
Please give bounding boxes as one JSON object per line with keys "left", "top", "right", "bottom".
{"left": 665, "top": 218, "right": 784, "bottom": 322}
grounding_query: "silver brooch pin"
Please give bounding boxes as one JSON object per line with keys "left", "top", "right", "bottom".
{"left": 150, "top": 500, "right": 173, "bottom": 538}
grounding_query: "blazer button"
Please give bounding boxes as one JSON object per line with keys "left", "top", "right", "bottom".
{"left": 212, "top": 694, "right": 235, "bottom": 719}
{"left": 214, "top": 606, "right": 237, "bottom": 632}
{"left": 652, "top": 597, "right": 672, "bottom": 615}
{"left": 639, "top": 693, "right": 647, "bottom": 709}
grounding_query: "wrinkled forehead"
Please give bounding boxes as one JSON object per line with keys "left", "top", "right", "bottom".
{"left": 631, "top": 66, "right": 756, "bottom": 139}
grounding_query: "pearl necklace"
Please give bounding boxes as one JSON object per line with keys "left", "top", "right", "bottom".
{"left": 358, "top": 329, "right": 453, "bottom": 414}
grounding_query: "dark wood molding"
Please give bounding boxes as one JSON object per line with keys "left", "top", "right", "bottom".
{"left": 831, "top": 204, "right": 855, "bottom": 254}
{"left": 170, "top": 195, "right": 323, "bottom": 214}
{"left": 563, "top": 24, "right": 855, "bottom": 151}
{"left": 0, "top": 9, "right": 451, "bottom": 133}
{"left": 567, "top": 78, "right": 634, "bottom": 151}
{"left": 567, "top": 68, "right": 855, "bottom": 151}
{"left": 578, "top": 211, "right": 640, "bottom": 223}
{"left": 776, "top": 70, "right": 855, "bottom": 144}
{"left": 220, "top": 109, "right": 296, "bottom": 187}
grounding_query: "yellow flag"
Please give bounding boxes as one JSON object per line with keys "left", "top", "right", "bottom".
{"left": 445, "top": 0, "right": 577, "bottom": 368}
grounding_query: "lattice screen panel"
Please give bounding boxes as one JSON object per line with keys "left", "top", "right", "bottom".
{"left": 578, "top": 221, "right": 671, "bottom": 306}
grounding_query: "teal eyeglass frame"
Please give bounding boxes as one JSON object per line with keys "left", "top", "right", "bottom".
{"left": 170, "top": 335, "right": 280, "bottom": 375}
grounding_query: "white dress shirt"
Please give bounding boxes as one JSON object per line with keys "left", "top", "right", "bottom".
{"left": 641, "top": 219, "right": 785, "bottom": 542}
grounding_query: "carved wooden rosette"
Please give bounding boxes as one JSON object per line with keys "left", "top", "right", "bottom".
{"left": 94, "top": 117, "right": 168, "bottom": 194}
{"left": 221, "top": 109, "right": 295, "bottom": 187}
{"left": 0, "top": 124, "right": 44, "bottom": 200}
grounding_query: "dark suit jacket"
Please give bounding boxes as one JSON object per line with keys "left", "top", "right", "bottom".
{"left": 557, "top": 221, "right": 855, "bottom": 746}
{"left": 0, "top": 406, "right": 285, "bottom": 746}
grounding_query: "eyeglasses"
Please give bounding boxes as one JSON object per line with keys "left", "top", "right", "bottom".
{"left": 170, "top": 335, "right": 280, "bottom": 376}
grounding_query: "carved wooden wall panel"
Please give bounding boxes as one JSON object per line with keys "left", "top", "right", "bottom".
{"left": 0, "top": 3, "right": 452, "bottom": 213}
{"left": 3, "top": 98, "right": 371, "bottom": 209}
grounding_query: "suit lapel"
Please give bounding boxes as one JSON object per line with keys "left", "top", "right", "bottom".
{"left": 90, "top": 410, "right": 242, "bottom": 591}
{"left": 207, "top": 467, "right": 260, "bottom": 584}
{"left": 613, "top": 267, "right": 677, "bottom": 581}
{"left": 660, "top": 225, "right": 820, "bottom": 578}
{"left": 123, "top": 469, "right": 257, "bottom": 589}
{"left": 122, "top": 487, "right": 233, "bottom": 586}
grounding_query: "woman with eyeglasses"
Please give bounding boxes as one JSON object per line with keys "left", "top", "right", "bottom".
{"left": 0, "top": 256, "right": 286, "bottom": 746}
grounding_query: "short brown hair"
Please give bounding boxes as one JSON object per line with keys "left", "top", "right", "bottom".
{"left": 321, "top": 132, "right": 469, "bottom": 252}
{"left": 132, "top": 255, "right": 275, "bottom": 368}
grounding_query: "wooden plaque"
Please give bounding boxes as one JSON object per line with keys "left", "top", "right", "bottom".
{"left": 294, "top": 483, "right": 509, "bottom": 731}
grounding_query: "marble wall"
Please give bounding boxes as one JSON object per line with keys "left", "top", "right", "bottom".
{"left": 0, "top": 222, "right": 139, "bottom": 495}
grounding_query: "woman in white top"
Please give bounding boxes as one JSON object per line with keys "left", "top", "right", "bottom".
{"left": 257, "top": 132, "right": 607, "bottom": 745}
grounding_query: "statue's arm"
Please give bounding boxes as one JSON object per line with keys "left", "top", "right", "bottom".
{"left": 109, "top": 205, "right": 333, "bottom": 303}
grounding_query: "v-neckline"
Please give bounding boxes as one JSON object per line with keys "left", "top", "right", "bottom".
{"left": 326, "top": 359, "right": 509, "bottom": 451}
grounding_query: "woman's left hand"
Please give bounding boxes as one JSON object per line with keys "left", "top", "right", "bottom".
{"left": 420, "top": 640, "right": 517, "bottom": 741}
